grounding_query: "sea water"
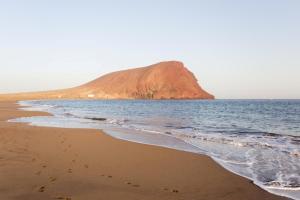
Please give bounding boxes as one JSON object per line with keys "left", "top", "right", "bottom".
{"left": 10, "top": 99, "right": 300, "bottom": 199}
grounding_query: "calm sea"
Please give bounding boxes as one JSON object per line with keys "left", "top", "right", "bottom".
{"left": 11, "top": 99, "right": 300, "bottom": 200}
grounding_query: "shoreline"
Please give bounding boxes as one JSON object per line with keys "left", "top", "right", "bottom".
{"left": 0, "top": 101, "right": 290, "bottom": 200}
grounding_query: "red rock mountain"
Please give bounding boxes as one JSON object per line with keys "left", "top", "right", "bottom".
{"left": 0, "top": 61, "right": 214, "bottom": 100}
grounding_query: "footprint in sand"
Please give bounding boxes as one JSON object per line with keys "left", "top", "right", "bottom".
{"left": 132, "top": 184, "right": 140, "bottom": 188}
{"left": 71, "top": 159, "right": 76, "bottom": 163}
{"left": 124, "top": 181, "right": 139, "bottom": 187}
{"left": 55, "top": 196, "right": 72, "bottom": 200}
{"left": 42, "top": 165, "right": 47, "bottom": 168}
{"left": 38, "top": 186, "right": 46, "bottom": 192}
{"left": 172, "top": 189, "right": 179, "bottom": 193}
{"left": 49, "top": 176, "right": 57, "bottom": 182}
{"left": 84, "top": 164, "right": 89, "bottom": 169}
{"left": 68, "top": 168, "right": 72, "bottom": 173}
{"left": 35, "top": 171, "right": 42, "bottom": 176}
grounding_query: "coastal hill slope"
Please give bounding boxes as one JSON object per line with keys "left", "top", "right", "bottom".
{"left": 0, "top": 61, "right": 214, "bottom": 100}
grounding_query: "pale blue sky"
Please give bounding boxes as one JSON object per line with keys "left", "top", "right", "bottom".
{"left": 0, "top": 0, "right": 299, "bottom": 99}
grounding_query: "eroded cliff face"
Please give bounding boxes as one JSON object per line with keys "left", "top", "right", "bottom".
{"left": 0, "top": 61, "right": 214, "bottom": 100}
{"left": 72, "top": 61, "right": 214, "bottom": 99}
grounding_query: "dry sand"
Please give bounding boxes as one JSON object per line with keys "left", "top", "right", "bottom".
{"left": 0, "top": 101, "right": 289, "bottom": 200}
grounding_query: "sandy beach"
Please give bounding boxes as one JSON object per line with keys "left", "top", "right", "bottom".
{"left": 0, "top": 101, "right": 289, "bottom": 200}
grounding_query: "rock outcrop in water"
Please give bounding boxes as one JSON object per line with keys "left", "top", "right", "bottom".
{"left": 0, "top": 61, "right": 214, "bottom": 100}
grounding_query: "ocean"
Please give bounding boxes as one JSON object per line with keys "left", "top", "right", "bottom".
{"left": 11, "top": 99, "right": 300, "bottom": 200}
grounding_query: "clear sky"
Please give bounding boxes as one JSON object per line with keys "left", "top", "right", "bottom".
{"left": 0, "top": 0, "right": 299, "bottom": 99}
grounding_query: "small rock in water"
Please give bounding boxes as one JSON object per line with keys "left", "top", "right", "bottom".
{"left": 86, "top": 117, "right": 106, "bottom": 121}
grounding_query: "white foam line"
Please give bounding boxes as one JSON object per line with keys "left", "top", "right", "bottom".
{"left": 211, "top": 158, "right": 300, "bottom": 200}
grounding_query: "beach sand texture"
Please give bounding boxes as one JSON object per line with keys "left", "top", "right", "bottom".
{"left": 0, "top": 101, "right": 288, "bottom": 200}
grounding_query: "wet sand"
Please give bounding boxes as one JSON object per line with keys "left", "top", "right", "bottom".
{"left": 0, "top": 101, "right": 289, "bottom": 200}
